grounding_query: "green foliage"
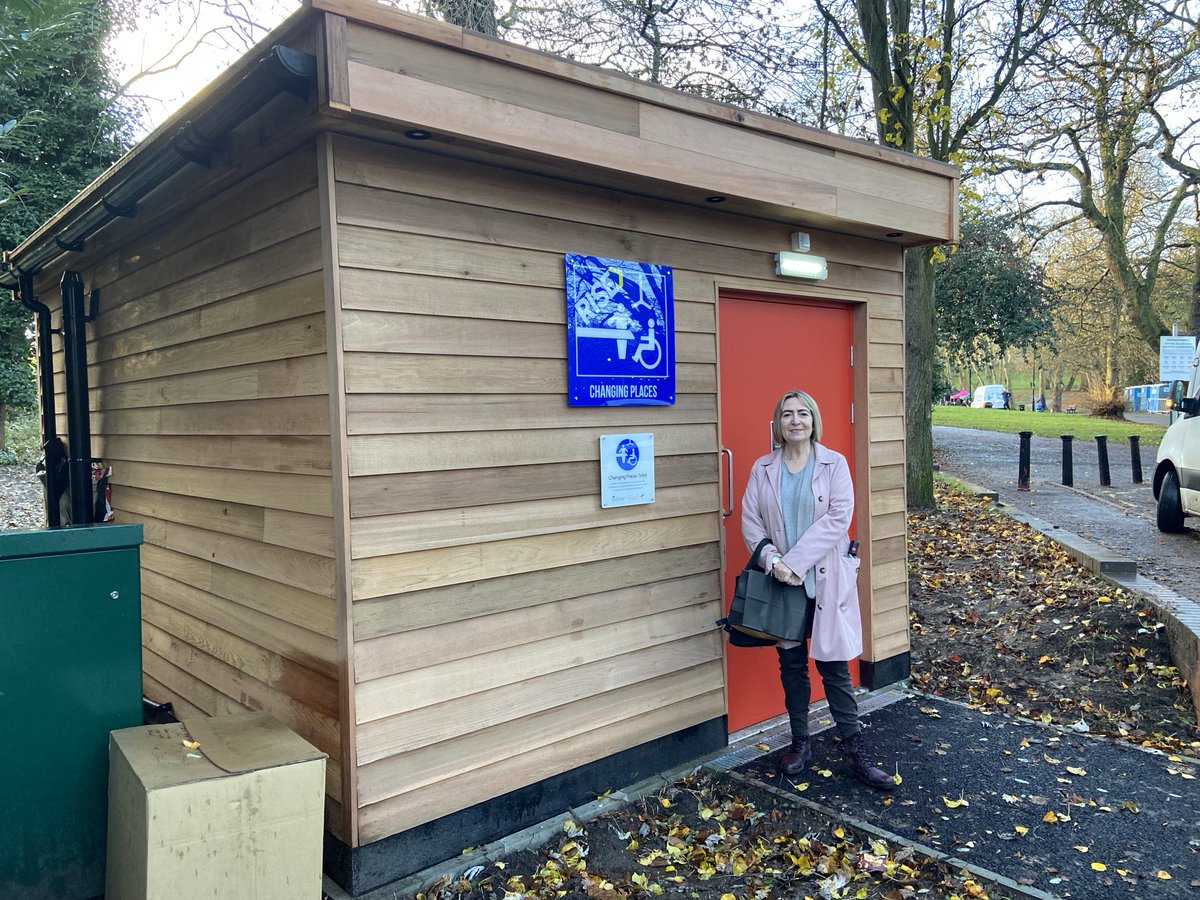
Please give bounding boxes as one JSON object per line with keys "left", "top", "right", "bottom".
{"left": 0, "top": 0, "right": 134, "bottom": 418}
{"left": 0, "top": 0, "right": 133, "bottom": 248}
{"left": 1, "top": 405, "right": 39, "bottom": 462}
{"left": 931, "top": 405, "right": 1163, "bottom": 443}
{"left": 0, "top": 299, "right": 35, "bottom": 410}
{"left": 936, "top": 214, "right": 1058, "bottom": 369}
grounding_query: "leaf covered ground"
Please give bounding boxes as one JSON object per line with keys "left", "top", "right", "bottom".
{"left": 908, "top": 481, "right": 1198, "bottom": 756}
{"left": 415, "top": 771, "right": 1017, "bottom": 900}
{"left": 407, "top": 482, "right": 1197, "bottom": 900}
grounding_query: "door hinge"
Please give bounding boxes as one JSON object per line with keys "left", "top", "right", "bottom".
{"left": 850, "top": 346, "right": 854, "bottom": 367}
{"left": 850, "top": 402, "right": 855, "bottom": 424}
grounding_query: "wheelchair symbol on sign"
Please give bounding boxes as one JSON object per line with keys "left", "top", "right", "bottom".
{"left": 574, "top": 267, "right": 662, "bottom": 370}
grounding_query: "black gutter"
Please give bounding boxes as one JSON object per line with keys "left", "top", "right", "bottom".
{"left": 0, "top": 44, "right": 315, "bottom": 290}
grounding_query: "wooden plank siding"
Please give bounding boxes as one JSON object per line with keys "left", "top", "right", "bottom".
{"left": 331, "top": 133, "right": 911, "bottom": 839}
{"left": 32, "top": 144, "right": 349, "bottom": 841}
{"left": 4, "top": 0, "right": 959, "bottom": 869}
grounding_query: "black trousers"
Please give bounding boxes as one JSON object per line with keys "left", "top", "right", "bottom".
{"left": 777, "top": 639, "right": 860, "bottom": 740}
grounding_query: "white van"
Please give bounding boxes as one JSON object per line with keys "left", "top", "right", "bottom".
{"left": 970, "top": 384, "right": 1007, "bottom": 408}
{"left": 1155, "top": 376, "right": 1200, "bottom": 531}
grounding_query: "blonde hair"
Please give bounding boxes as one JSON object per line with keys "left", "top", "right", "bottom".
{"left": 772, "top": 390, "right": 823, "bottom": 446}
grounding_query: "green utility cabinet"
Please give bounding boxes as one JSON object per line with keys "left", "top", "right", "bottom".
{"left": 0, "top": 524, "right": 144, "bottom": 900}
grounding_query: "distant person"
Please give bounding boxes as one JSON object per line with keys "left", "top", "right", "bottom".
{"left": 1035, "top": 394, "right": 1046, "bottom": 412}
{"left": 741, "top": 390, "right": 894, "bottom": 790}
{"left": 1002, "top": 389, "right": 1012, "bottom": 410}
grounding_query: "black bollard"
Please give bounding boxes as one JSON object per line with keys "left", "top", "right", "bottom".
{"left": 1129, "top": 435, "right": 1143, "bottom": 484}
{"left": 1018, "top": 430, "right": 1032, "bottom": 491}
{"left": 1096, "top": 435, "right": 1111, "bottom": 486}
{"left": 1061, "top": 435, "right": 1074, "bottom": 486}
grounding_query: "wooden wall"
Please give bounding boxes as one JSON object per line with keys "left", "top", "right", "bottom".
{"left": 329, "top": 134, "right": 908, "bottom": 844}
{"left": 40, "top": 144, "right": 348, "bottom": 838}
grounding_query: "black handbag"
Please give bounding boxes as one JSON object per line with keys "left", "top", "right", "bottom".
{"left": 717, "top": 538, "right": 810, "bottom": 643}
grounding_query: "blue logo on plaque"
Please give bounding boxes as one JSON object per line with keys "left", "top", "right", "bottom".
{"left": 565, "top": 254, "right": 675, "bottom": 406}
{"left": 615, "top": 438, "right": 640, "bottom": 470}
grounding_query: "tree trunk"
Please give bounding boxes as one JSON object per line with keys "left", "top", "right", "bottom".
{"left": 906, "top": 246, "right": 936, "bottom": 509}
{"left": 1052, "top": 369, "right": 1064, "bottom": 412}
{"left": 0, "top": 403, "right": 6, "bottom": 453}
{"left": 1191, "top": 242, "right": 1200, "bottom": 336}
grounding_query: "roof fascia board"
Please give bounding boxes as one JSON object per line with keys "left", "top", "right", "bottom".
{"left": 307, "top": 0, "right": 958, "bottom": 181}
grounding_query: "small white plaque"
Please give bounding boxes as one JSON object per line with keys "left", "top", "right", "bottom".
{"left": 600, "top": 433, "right": 655, "bottom": 508}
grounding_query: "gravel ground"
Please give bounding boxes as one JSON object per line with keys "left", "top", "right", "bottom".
{"left": 2, "top": 464, "right": 45, "bottom": 530}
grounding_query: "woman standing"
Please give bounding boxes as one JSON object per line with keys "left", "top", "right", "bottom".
{"left": 741, "top": 390, "right": 893, "bottom": 790}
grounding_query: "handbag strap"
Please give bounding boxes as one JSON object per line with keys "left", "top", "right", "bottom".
{"left": 743, "top": 537, "right": 773, "bottom": 574}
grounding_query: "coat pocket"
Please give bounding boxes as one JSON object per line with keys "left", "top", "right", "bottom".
{"left": 836, "top": 554, "right": 861, "bottom": 610}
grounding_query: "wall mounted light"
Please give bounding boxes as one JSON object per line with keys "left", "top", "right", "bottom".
{"left": 774, "top": 251, "right": 828, "bottom": 280}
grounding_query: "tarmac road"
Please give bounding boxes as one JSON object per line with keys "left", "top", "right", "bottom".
{"left": 933, "top": 425, "right": 1200, "bottom": 604}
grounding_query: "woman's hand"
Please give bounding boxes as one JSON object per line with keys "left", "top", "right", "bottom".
{"left": 771, "top": 559, "right": 798, "bottom": 583}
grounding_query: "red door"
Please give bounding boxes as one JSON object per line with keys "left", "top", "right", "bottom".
{"left": 718, "top": 291, "right": 858, "bottom": 733}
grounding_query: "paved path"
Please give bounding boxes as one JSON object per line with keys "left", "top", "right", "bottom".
{"left": 934, "top": 426, "right": 1200, "bottom": 604}
{"left": 732, "top": 693, "right": 1200, "bottom": 899}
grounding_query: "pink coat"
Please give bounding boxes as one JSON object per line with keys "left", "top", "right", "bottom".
{"left": 740, "top": 443, "right": 863, "bottom": 661}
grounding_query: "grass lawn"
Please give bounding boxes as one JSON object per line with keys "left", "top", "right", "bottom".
{"left": 932, "top": 405, "right": 1167, "bottom": 442}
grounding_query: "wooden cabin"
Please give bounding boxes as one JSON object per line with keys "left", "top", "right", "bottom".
{"left": 4, "top": 1, "right": 958, "bottom": 892}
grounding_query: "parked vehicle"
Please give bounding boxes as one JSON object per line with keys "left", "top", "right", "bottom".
{"left": 1154, "top": 360, "right": 1200, "bottom": 532}
{"left": 970, "top": 384, "right": 1007, "bottom": 408}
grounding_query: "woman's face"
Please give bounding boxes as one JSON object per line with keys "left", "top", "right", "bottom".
{"left": 779, "top": 396, "right": 813, "bottom": 446}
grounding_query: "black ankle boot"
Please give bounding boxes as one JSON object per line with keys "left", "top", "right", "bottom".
{"left": 779, "top": 735, "right": 812, "bottom": 775}
{"left": 843, "top": 732, "right": 894, "bottom": 790}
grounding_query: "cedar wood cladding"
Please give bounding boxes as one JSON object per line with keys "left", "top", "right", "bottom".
{"left": 16, "top": 0, "right": 952, "bottom": 851}
{"left": 37, "top": 145, "right": 348, "bottom": 838}
{"left": 329, "top": 134, "right": 908, "bottom": 842}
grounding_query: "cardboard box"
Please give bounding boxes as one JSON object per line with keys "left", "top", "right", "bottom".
{"left": 106, "top": 712, "right": 327, "bottom": 899}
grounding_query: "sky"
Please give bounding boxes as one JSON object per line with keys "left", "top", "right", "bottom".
{"left": 108, "top": 0, "right": 301, "bottom": 135}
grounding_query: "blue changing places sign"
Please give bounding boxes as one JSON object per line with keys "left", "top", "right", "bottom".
{"left": 565, "top": 254, "right": 675, "bottom": 406}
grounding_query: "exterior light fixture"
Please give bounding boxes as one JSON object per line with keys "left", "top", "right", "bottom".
{"left": 705, "top": 195, "right": 726, "bottom": 203}
{"left": 790, "top": 232, "right": 811, "bottom": 252}
{"left": 886, "top": 231, "right": 903, "bottom": 238}
{"left": 404, "top": 129, "right": 433, "bottom": 140}
{"left": 774, "top": 251, "right": 828, "bottom": 280}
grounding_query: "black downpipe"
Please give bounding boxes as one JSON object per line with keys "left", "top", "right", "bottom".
{"left": 14, "top": 274, "right": 63, "bottom": 527}
{"left": 60, "top": 271, "right": 93, "bottom": 526}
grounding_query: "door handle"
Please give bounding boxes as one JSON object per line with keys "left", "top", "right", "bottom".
{"left": 720, "top": 447, "right": 734, "bottom": 517}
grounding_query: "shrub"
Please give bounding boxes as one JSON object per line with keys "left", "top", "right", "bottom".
{"left": 1, "top": 407, "right": 40, "bottom": 464}
{"left": 1084, "top": 381, "right": 1128, "bottom": 420}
